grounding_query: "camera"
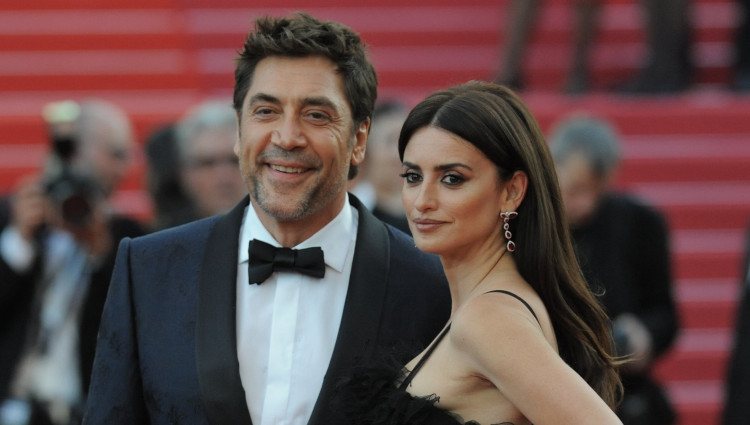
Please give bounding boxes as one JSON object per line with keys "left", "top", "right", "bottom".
{"left": 41, "top": 101, "right": 103, "bottom": 229}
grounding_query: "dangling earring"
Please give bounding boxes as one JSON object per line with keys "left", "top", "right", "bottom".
{"left": 500, "top": 211, "right": 518, "bottom": 252}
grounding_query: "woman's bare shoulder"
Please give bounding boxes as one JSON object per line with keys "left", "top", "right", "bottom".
{"left": 451, "top": 288, "right": 548, "bottom": 357}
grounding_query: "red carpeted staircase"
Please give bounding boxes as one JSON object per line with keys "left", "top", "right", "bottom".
{"left": 1, "top": 1, "right": 748, "bottom": 423}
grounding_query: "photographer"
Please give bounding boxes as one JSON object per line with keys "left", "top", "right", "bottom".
{"left": 0, "top": 100, "right": 144, "bottom": 425}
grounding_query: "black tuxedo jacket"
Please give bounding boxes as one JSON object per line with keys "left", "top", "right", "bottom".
{"left": 83, "top": 196, "right": 450, "bottom": 424}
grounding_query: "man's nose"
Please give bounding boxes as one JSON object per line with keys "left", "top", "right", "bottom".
{"left": 272, "top": 115, "right": 306, "bottom": 150}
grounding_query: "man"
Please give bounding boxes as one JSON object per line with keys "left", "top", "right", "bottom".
{"left": 147, "top": 100, "right": 247, "bottom": 230}
{"left": 350, "top": 101, "right": 410, "bottom": 234}
{"left": 84, "top": 13, "right": 450, "bottom": 425}
{"left": 0, "top": 100, "right": 144, "bottom": 425}
{"left": 550, "top": 116, "right": 679, "bottom": 425}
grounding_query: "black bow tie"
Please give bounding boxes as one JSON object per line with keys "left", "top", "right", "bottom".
{"left": 247, "top": 239, "right": 325, "bottom": 284}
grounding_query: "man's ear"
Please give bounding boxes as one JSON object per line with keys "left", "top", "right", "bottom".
{"left": 351, "top": 118, "right": 370, "bottom": 166}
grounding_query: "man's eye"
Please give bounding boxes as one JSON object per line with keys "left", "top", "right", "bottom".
{"left": 399, "top": 171, "right": 422, "bottom": 184}
{"left": 254, "top": 107, "right": 275, "bottom": 116}
{"left": 305, "top": 111, "right": 331, "bottom": 122}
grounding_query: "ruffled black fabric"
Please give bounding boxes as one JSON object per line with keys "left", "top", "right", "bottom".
{"left": 334, "top": 356, "right": 466, "bottom": 425}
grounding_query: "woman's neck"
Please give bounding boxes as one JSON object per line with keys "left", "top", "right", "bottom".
{"left": 441, "top": 241, "right": 512, "bottom": 314}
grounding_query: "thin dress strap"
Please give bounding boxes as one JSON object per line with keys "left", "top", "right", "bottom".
{"left": 483, "top": 289, "right": 540, "bottom": 325}
{"left": 399, "top": 323, "right": 451, "bottom": 390}
{"left": 398, "top": 291, "right": 538, "bottom": 391}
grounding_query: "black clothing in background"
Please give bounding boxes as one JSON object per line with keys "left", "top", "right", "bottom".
{"left": 0, "top": 214, "right": 145, "bottom": 401}
{"left": 734, "top": 0, "right": 750, "bottom": 90}
{"left": 0, "top": 196, "right": 9, "bottom": 229}
{"left": 0, "top": 239, "right": 40, "bottom": 401}
{"left": 722, "top": 223, "right": 750, "bottom": 425}
{"left": 77, "top": 216, "right": 145, "bottom": 393}
{"left": 571, "top": 193, "right": 679, "bottom": 425}
{"left": 144, "top": 124, "right": 199, "bottom": 231}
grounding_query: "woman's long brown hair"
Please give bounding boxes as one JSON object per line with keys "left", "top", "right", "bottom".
{"left": 398, "top": 81, "right": 622, "bottom": 407}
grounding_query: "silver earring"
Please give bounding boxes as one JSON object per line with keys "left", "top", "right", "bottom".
{"left": 500, "top": 211, "right": 518, "bottom": 252}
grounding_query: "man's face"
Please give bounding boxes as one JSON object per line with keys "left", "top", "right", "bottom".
{"left": 367, "top": 112, "right": 406, "bottom": 199}
{"left": 182, "top": 127, "right": 246, "bottom": 217}
{"left": 556, "top": 152, "right": 608, "bottom": 227}
{"left": 82, "top": 121, "right": 133, "bottom": 197}
{"left": 235, "top": 56, "right": 367, "bottom": 232}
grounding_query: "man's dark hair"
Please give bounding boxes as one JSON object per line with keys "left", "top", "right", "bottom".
{"left": 233, "top": 13, "right": 377, "bottom": 127}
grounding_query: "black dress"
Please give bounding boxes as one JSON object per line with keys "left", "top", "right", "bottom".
{"left": 337, "top": 290, "right": 538, "bottom": 425}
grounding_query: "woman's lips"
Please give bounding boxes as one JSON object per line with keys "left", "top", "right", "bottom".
{"left": 412, "top": 218, "right": 446, "bottom": 232}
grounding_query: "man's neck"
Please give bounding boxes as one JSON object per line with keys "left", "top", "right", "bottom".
{"left": 250, "top": 196, "right": 348, "bottom": 247}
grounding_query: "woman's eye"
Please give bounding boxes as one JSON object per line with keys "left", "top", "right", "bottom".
{"left": 441, "top": 174, "right": 464, "bottom": 186}
{"left": 399, "top": 171, "right": 422, "bottom": 184}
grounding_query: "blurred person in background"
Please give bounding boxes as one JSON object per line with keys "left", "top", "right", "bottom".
{"left": 732, "top": 0, "right": 750, "bottom": 91}
{"left": 494, "top": 0, "right": 601, "bottom": 94}
{"left": 496, "top": 0, "right": 692, "bottom": 95}
{"left": 350, "top": 101, "right": 410, "bottom": 234}
{"left": 145, "top": 101, "right": 246, "bottom": 230}
{"left": 0, "top": 198, "right": 9, "bottom": 228}
{"left": 722, "top": 222, "right": 750, "bottom": 425}
{"left": 550, "top": 115, "right": 679, "bottom": 425}
{"left": 143, "top": 124, "right": 190, "bottom": 231}
{"left": 0, "top": 100, "right": 145, "bottom": 425}
{"left": 619, "top": 0, "right": 693, "bottom": 94}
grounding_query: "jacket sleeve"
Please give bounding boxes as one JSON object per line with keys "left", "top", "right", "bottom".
{"left": 83, "top": 237, "right": 149, "bottom": 424}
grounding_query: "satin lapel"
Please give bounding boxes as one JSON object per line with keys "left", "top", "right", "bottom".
{"left": 308, "top": 195, "right": 390, "bottom": 424}
{"left": 196, "top": 197, "right": 253, "bottom": 424}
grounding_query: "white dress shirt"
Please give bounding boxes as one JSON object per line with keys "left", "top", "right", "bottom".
{"left": 236, "top": 195, "right": 358, "bottom": 425}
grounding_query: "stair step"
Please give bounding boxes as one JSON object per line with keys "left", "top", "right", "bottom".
{"left": 655, "top": 350, "right": 729, "bottom": 382}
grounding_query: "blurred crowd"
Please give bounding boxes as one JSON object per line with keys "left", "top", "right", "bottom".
{"left": 0, "top": 98, "right": 247, "bottom": 425}
{"left": 495, "top": 0, "right": 750, "bottom": 94}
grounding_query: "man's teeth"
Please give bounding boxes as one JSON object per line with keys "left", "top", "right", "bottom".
{"left": 271, "top": 164, "right": 305, "bottom": 174}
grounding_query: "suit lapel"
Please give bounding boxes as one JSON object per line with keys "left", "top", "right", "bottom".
{"left": 196, "top": 197, "right": 253, "bottom": 424}
{"left": 308, "top": 195, "right": 390, "bottom": 423}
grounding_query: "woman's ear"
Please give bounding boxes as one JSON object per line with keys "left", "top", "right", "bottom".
{"left": 501, "top": 170, "right": 528, "bottom": 212}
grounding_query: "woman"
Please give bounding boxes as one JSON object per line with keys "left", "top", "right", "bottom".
{"left": 341, "top": 82, "right": 622, "bottom": 424}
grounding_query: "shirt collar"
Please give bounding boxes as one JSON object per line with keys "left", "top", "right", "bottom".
{"left": 238, "top": 194, "right": 356, "bottom": 274}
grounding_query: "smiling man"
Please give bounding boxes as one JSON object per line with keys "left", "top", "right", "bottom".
{"left": 83, "top": 13, "right": 450, "bottom": 425}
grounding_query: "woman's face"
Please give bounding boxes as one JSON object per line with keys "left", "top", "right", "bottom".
{"left": 401, "top": 126, "right": 507, "bottom": 257}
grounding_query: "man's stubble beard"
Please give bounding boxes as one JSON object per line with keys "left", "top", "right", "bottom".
{"left": 249, "top": 167, "right": 347, "bottom": 223}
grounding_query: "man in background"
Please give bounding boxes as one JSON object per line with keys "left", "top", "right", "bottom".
{"left": 551, "top": 115, "right": 679, "bottom": 425}
{"left": 0, "top": 100, "right": 144, "bottom": 425}
{"left": 145, "top": 101, "right": 246, "bottom": 230}
{"left": 350, "top": 101, "right": 410, "bottom": 234}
